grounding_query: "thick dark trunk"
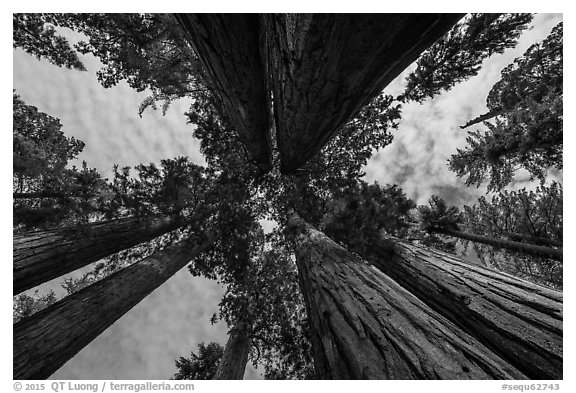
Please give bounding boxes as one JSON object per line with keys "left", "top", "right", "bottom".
{"left": 460, "top": 108, "right": 504, "bottom": 129}
{"left": 264, "top": 14, "right": 464, "bottom": 173}
{"left": 287, "top": 212, "right": 525, "bottom": 379}
{"left": 430, "top": 227, "right": 562, "bottom": 261}
{"left": 13, "top": 234, "right": 214, "bottom": 380}
{"left": 13, "top": 214, "right": 191, "bottom": 295}
{"left": 213, "top": 322, "right": 251, "bottom": 380}
{"left": 174, "top": 14, "right": 273, "bottom": 172}
{"left": 364, "top": 235, "right": 562, "bottom": 380}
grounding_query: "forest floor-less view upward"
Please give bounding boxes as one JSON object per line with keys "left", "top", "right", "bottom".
{"left": 12, "top": 13, "right": 563, "bottom": 381}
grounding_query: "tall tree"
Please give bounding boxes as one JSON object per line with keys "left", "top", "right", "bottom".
{"left": 209, "top": 246, "right": 314, "bottom": 380}
{"left": 418, "top": 195, "right": 562, "bottom": 261}
{"left": 13, "top": 231, "right": 215, "bottom": 380}
{"left": 461, "top": 22, "right": 563, "bottom": 128}
{"left": 364, "top": 234, "right": 562, "bottom": 379}
{"left": 399, "top": 13, "right": 533, "bottom": 103}
{"left": 12, "top": 93, "right": 109, "bottom": 231}
{"left": 463, "top": 182, "right": 562, "bottom": 246}
{"left": 286, "top": 210, "right": 527, "bottom": 379}
{"left": 301, "top": 186, "right": 562, "bottom": 379}
{"left": 14, "top": 157, "right": 213, "bottom": 294}
{"left": 14, "top": 214, "right": 195, "bottom": 295}
{"left": 449, "top": 23, "right": 563, "bottom": 191}
{"left": 462, "top": 183, "right": 562, "bottom": 288}
{"left": 188, "top": 207, "right": 313, "bottom": 379}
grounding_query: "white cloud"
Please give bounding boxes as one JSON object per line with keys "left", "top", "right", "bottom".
{"left": 364, "top": 14, "right": 563, "bottom": 208}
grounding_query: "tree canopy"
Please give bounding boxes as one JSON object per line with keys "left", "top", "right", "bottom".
{"left": 13, "top": 14, "right": 86, "bottom": 71}
{"left": 449, "top": 22, "right": 563, "bottom": 191}
{"left": 400, "top": 13, "right": 533, "bottom": 103}
{"left": 172, "top": 342, "right": 224, "bottom": 380}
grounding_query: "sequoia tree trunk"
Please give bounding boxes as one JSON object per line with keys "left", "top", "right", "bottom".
{"left": 213, "top": 322, "right": 252, "bottom": 380}
{"left": 363, "top": 235, "right": 563, "bottom": 379}
{"left": 13, "top": 234, "right": 215, "bottom": 380}
{"left": 264, "top": 14, "right": 464, "bottom": 173}
{"left": 13, "top": 214, "right": 192, "bottom": 295}
{"left": 287, "top": 211, "right": 526, "bottom": 379}
{"left": 173, "top": 14, "right": 273, "bottom": 172}
{"left": 429, "top": 227, "right": 562, "bottom": 261}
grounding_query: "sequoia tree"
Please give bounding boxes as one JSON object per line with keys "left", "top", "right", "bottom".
{"left": 310, "top": 183, "right": 562, "bottom": 379}
{"left": 13, "top": 232, "right": 215, "bottom": 380}
{"left": 14, "top": 157, "right": 213, "bottom": 295}
{"left": 287, "top": 210, "right": 529, "bottom": 379}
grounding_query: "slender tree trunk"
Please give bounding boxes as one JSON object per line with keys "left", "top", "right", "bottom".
{"left": 460, "top": 108, "right": 504, "bottom": 129}
{"left": 213, "top": 322, "right": 252, "bottom": 380}
{"left": 13, "top": 214, "right": 192, "bottom": 295}
{"left": 13, "top": 234, "right": 215, "bottom": 380}
{"left": 361, "top": 235, "right": 562, "bottom": 380}
{"left": 501, "top": 231, "right": 563, "bottom": 248}
{"left": 287, "top": 211, "right": 526, "bottom": 379}
{"left": 13, "top": 191, "right": 90, "bottom": 199}
{"left": 429, "top": 227, "right": 562, "bottom": 261}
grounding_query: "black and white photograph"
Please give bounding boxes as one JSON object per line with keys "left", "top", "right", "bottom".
{"left": 10, "top": 8, "right": 567, "bottom": 385}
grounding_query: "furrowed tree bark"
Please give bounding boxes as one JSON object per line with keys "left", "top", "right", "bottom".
{"left": 263, "top": 14, "right": 464, "bottom": 173}
{"left": 173, "top": 14, "right": 272, "bottom": 172}
{"left": 213, "top": 322, "right": 252, "bottom": 380}
{"left": 13, "top": 234, "right": 215, "bottom": 380}
{"left": 429, "top": 227, "right": 562, "bottom": 261}
{"left": 13, "top": 214, "right": 192, "bottom": 295}
{"left": 362, "top": 235, "right": 562, "bottom": 379}
{"left": 287, "top": 211, "right": 526, "bottom": 379}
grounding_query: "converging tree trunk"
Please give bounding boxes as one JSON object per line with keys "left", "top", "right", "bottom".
{"left": 174, "top": 14, "right": 273, "bottom": 172}
{"left": 213, "top": 322, "right": 252, "bottom": 380}
{"left": 13, "top": 234, "right": 215, "bottom": 380}
{"left": 429, "top": 227, "right": 562, "bottom": 261}
{"left": 362, "top": 235, "right": 563, "bottom": 380}
{"left": 264, "top": 14, "right": 464, "bottom": 173}
{"left": 287, "top": 211, "right": 526, "bottom": 379}
{"left": 13, "top": 214, "right": 192, "bottom": 295}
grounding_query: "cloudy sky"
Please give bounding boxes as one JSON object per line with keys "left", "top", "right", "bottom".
{"left": 11, "top": 13, "right": 563, "bottom": 380}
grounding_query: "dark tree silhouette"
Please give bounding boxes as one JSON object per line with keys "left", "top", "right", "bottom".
{"left": 449, "top": 23, "right": 563, "bottom": 191}
{"left": 400, "top": 13, "right": 533, "bottom": 102}
{"left": 172, "top": 342, "right": 224, "bottom": 380}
